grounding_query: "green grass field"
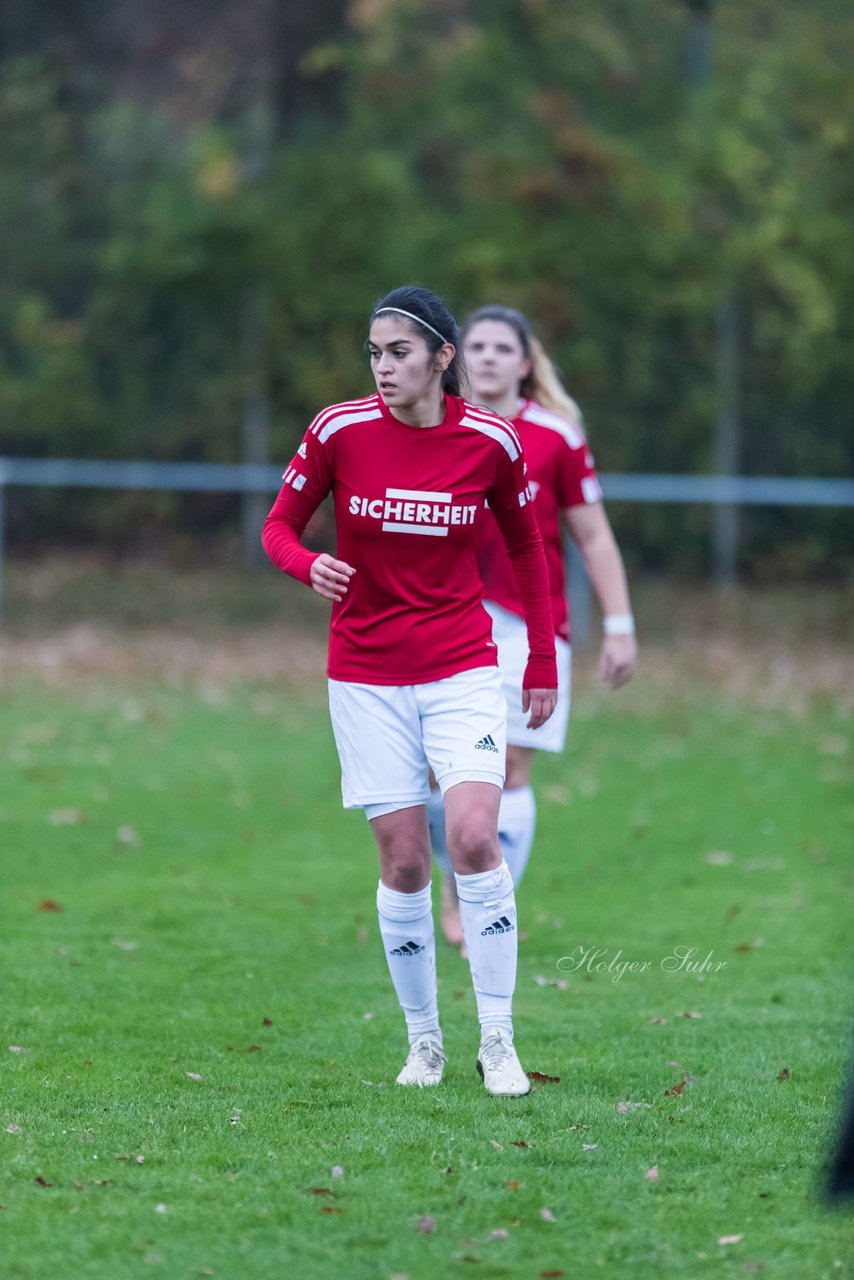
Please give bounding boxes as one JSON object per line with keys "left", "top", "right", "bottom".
{"left": 1, "top": 570, "right": 852, "bottom": 1279}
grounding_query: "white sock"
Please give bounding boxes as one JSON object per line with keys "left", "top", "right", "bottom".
{"left": 426, "top": 786, "right": 452, "bottom": 876}
{"left": 498, "top": 786, "right": 537, "bottom": 888}
{"left": 454, "top": 860, "right": 517, "bottom": 1041}
{"left": 376, "top": 881, "right": 441, "bottom": 1045}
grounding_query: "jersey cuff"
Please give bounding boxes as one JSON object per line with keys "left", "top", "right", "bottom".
{"left": 522, "top": 654, "right": 558, "bottom": 690}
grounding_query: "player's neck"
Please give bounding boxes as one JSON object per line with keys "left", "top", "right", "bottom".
{"left": 474, "top": 390, "right": 522, "bottom": 420}
{"left": 388, "top": 389, "right": 447, "bottom": 429}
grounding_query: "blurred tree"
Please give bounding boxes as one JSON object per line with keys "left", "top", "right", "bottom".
{"left": 0, "top": 0, "right": 850, "bottom": 576}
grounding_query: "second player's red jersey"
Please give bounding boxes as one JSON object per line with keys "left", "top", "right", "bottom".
{"left": 476, "top": 399, "right": 603, "bottom": 643}
{"left": 263, "top": 392, "right": 556, "bottom": 687}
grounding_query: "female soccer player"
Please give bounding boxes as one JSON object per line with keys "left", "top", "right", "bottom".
{"left": 428, "top": 305, "right": 637, "bottom": 948}
{"left": 262, "top": 287, "right": 557, "bottom": 1096}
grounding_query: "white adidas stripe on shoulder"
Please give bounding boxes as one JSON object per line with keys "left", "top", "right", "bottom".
{"left": 520, "top": 400, "right": 586, "bottom": 449}
{"left": 310, "top": 395, "right": 382, "bottom": 442}
{"left": 460, "top": 404, "right": 523, "bottom": 461}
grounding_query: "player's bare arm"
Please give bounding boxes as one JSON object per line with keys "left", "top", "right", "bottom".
{"left": 564, "top": 501, "right": 637, "bottom": 689}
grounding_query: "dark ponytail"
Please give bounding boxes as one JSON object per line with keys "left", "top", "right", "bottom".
{"left": 371, "top": 285, "right": 468, "bottom": 396}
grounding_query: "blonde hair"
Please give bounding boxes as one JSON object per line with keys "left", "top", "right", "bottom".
{"left": 525, "top": 337, "right": 583, "bottom": 429}
{"left": 462, "top": 305, "right": 583, "bottom": 431}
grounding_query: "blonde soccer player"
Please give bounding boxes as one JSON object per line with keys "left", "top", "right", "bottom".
{"left": 428, "top": 305, "right": 637, "bottom": 948}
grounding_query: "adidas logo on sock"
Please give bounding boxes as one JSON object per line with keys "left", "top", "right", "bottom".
{"left": 481, "top": 915, "right": 514, "bottom": 936}
{"left": 390, "top": 940, "right": 426, "bottom": 957}
{"left": 474, "top": 734, "right": 499, "bottom": 753}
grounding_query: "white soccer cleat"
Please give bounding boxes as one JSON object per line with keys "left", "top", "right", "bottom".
{"left": 476, "top": 1030, "right": 531, "bottom": 1097}
{"left": 396, "top": 1035, "right": 446, "bottom": 1087}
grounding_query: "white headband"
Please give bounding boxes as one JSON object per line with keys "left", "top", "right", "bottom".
{"left": 373, "top": 307, "right": 451, "bottom": 346}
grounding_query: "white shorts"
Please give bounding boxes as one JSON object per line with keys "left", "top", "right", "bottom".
{"left": 485, "top": 601, "right": 571, "bottom": 753}
{"left": 328, "top": 666, "right": 507, "bottom": 812}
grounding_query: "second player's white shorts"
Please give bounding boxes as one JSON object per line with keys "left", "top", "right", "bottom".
{"left": 327, "top": 666, "right": 507, "bottom": 811}
{"left": 484, "top": 601, "right": 571, "bottom": 753}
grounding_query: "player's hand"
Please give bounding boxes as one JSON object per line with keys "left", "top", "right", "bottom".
{"left": 522, "top": 688, "right": 557, "bottom": 730}
{"left": 598, "top": 635, "right": 638, "bottom": 689}
{"left": 310, "top": 553, "right": 355, "bottom": 602}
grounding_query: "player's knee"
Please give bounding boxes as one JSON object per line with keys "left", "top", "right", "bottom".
{"left": 447, "top": 813, "right": 499, "bottom": 874}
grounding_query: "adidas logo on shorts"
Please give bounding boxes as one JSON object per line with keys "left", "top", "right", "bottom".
{"left": 474, "top": 734, "right": 499, "bottom": 753}
{"left": 390, "top": 940, "right": 425, "bottom": 957}
{"left": 481, "top": 915, "right": 514, "bottom": 936}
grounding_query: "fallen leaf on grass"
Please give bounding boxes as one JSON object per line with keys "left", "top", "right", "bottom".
{"left": 616, "top": 1101, "right": 650, "bottom": 1114}
{"left": 705, "top": 850, "right": 733, "bottom": 865}
{"left": 331, "top": 1165, "right": 344, "bottom": 1178}
{"left": 717, "top": 1234, "right": 744, "bottom": 1245}
{"left": 490, "top": 1141, "right": 504, "bottom": 1151}
{"left": 155, "top": 1203, "right": 167, "bottom": 1214}
{"left": 648, "top": 1016, "right": 668, "bottom": 1025}
{"left": 776, "top": 1068, "right": 790, "bottom": 1081}
{"left": 540, "top": 1272, "right": 565, "bottom": 1278}
{"left": 527, "top": 1071, "right": 560, "bottom": 1084}
{"left": 115, "top": 1154, "right": 145, "bottom": 1164}
{"left": 261, "top": 1017, "right": 273, "bottom": 1027}
{"left": 185, "top": 1073, "right": 204, "bottom": 1082}
{"left": 679, "top": 1010, "right": 703, "bottom": 1019}
{"left": 38, "top": 900, "right": 63, "bottom": 912}
{"left": 34, "top": 1176, "right": 52, "bottom": 1187}
{"left": 645, "top": 1166, "right": 659, "bottom": 1182}
{"left": 48, "top": 809, "right": 85, "bottom": 826}
{"left": 489, "top": 1228, "right": 509, "bottom": 1239}
{"left": 5, "top": 1125, "right": 22, "bottom": 1135}
{"left": 539, "top": 1207, "right": 556, "bottom": 1221}
{"left": 582, "top": 1144, "right": 599, "bottom": 1151}
{"left": 111, "top": 939, "right": 139, "bottom": 951}
{"left": 116, "top": 825, "right": 141, "bottom": 847}
{"left": 320, "top": 1205, "right": 343, "bottom": 1214}
{"left": 8, "top": 1045, "right": 31, "bottom": 1054}
{"left": 510, "top": 1141, "right": 529, "bottom": 1148}
{"left": 306, "top": 1187, "right": 334, "bottom": 1196}
{"left": 417, "top": 1214, "right": 436, "bottom": 1234}
{"left": 664, "top": 1079, "right": 687, "bottom": 1096}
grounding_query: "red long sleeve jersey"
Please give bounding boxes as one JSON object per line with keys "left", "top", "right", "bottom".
{"left": 263, "top": 392, "right": 556, "bottom": 687}
{"left": 477, "top": 399, "right": 603, "bottom": 644}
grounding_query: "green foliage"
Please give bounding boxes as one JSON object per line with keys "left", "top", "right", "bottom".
{"left": 0, "top": 3, "right": 851, "bottom": 574}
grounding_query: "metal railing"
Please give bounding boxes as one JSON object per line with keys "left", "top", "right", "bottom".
{"left": 1, "top": 457, "right": 851, "bottom": 628}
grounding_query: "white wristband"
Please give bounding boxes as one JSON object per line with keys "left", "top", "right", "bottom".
{"left": 603, "top": 613, "right": 635, "bottom": 637}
